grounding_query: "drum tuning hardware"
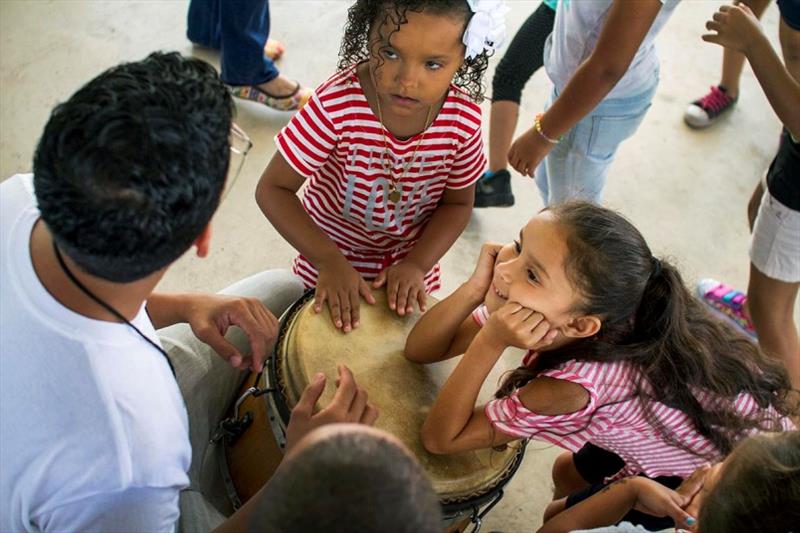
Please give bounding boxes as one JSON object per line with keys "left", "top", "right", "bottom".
{"left": 210, "top": 386, "right": 272, "bottom": 445}
{"left": 210, "top": 412, "right": 254, "bottom": 445}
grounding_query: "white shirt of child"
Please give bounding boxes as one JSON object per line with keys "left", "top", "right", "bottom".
{"left": 544, "top": 0, "right": 680, "bottom": 100}
{"left": 0, "top": 174, "right": 191, "bottom": 532}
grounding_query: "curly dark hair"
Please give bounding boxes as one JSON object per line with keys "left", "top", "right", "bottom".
{"left": 338, "top": 0, "right": 491, "bottom": 102}
{"left": 33, "top": 51, "right": 233, "bottom": 282}
{"left": 496, "top": 202, "right": 798, "bottom": 460}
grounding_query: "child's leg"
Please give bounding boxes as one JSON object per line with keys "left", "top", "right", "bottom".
{"left": 542, "top": 497, "right": 568, "bottom": 523}
{"left": 553, "top": 444, "right": 627, "bottom": 501}
{"left": 538, "top": 83, "right": 657, "bottom": 206}
{"left": 552, "top": 451, "right": 590, "bottom": 499}
{"left": 748, "top": 173, "right": 800, "bottom": 387}
{"left": 683, "top": 0, "right": 772, "bottom": 128}
{"left": 719, "top": 0, "right": 773, "bottom": 97}
{"left": 488, "top": 2, "right": 556, "bottom": 173}
{"left": 748, "top": 264, "right": 800, "bottom": 388}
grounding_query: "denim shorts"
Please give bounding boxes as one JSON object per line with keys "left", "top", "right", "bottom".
{"left": 535, "top": 80, "right": 658, "bottom": 205}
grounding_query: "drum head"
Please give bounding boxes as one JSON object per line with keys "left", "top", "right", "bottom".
{"left": 272, "top": 290, "right": 524, "bottom": 505}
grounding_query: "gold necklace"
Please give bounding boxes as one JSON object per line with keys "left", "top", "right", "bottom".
{"left": 374, "top": 92, "right": 434, "bottom": 204}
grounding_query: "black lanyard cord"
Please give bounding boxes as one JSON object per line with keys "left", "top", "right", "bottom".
{"left": 52, "top": 241, "right": 176, "bottom": 377}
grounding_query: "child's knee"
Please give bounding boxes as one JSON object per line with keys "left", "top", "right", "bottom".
{"left": 551, "top": 451, "right": 575, "bottom": 485}
{"left": 543, "top": 497, "right": 568, "bottom": 523}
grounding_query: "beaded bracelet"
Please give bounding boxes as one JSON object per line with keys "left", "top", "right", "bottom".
{"left": 534, "top": 113, "right": 560, "bottom": 144}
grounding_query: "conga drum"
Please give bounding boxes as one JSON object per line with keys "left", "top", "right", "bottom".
{"left": 221, "top": 290, "right": 525, "bottom": 528}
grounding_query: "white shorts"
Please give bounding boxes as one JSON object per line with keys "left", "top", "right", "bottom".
{"left": 749, "top": 189, "right": 800, "bottom": 283}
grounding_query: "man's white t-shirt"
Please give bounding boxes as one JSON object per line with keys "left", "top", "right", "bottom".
{"left": 544, "top": 0, "right": 680, "bottom": 100}
{"left": 0, "top": 174, "right": 191, "bottom": 532}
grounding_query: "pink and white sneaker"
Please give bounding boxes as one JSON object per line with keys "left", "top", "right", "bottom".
{"left": 696, "top": 278, "right": 757, "bottom": 339}
{"left": 684, "top": 85, "right": 737, "bottom": 129}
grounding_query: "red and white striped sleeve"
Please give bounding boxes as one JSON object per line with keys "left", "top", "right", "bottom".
{"left": 471, "top": 304, "right": 490, "bottom": 326}
{"left": 274, "top": 90, "right": 338, "bottom": 179}
{"left": 447, "top": 126, "right": 486, "bottom": 190}
{"left": 484, "top": 363, "right": 599, "bottom": 449}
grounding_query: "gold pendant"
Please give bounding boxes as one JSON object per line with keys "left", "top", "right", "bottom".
{"left": 388, "top": 188, "right": 402, "bottom": 203}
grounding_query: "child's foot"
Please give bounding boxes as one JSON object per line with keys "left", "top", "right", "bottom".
{"left": 696, "top": 278, "right": 757, "bottom": 338}
{"left": 474, "top": 169, "right": 514, "bottom": 208}
{"left": 683, "top": 85, "right": 737, "bottom": 129}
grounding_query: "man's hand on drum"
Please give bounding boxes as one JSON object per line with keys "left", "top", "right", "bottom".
{"left": 314, "top": 255, "right": 376, "bottom": 333}
{"left": 482, "top": 302, "right": 558, "bottom": 352}
{"left": 285, "top": 365, "right": 379, "bottom": 452}
{"left": 183, "top": 293, "right": 279, "bottom": 372}
{"left": 373, "top": 260, "right": 427, "bottom": 317}
{"left": 465, "top": 243, "right": 504, "bottom": 297}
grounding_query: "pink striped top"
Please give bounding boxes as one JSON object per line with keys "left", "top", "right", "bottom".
{"left": 275, "top": 67, "right": 486, "bottom": 290}
{"left": 472, "top": 306, "right": 794, "bottom": 480}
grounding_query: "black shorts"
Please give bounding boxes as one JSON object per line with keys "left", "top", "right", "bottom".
{"left": 766, "top": 129, "right": 800, "bottom": 211}
{"left": 565, "top": 443, "right": 684, "bottom": 531}
{"left": 778, "top": 0, "right": 800, "bottom": 31}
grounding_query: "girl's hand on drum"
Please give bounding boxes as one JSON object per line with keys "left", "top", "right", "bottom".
{"left": 285, "top": 365, "right": 379, "bottom": 453}
{"left": 466, "top": 243, "right": 504, "bottom": 296}
{"left": 184, "top": 293, "right": 279, "bottom": 372}
{"left": 315, "top": 257, "right": 376, "bottom": 333}
{"left": 483, "top": 301, "right": 558, "bottom": 351}
{"left": 373, "top": 261, "right": 426, "bottom": 316}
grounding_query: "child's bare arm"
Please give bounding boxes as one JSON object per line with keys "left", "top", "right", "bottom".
{"left": 510, "top": 0, "right": 664, "bottom": 176}
{"left": 405, "top": 242, "right": 501, "bottom": 363}
{"left": 374, "top": 185, "right": 475, "bottom": 316}
{"left": 256, "top": 153, "right": 375, "bottom": 332}
{"left": 703, "top": 4, "right": 800, "bottom": 137}
{"left": 537, "top": 473, "right": 702, "bottom": 533}
{"left": 404, "top": 285, "right": 483, "bottom": 364}
{"left": 421, "top": 303, "right": 560, "bottom": 454}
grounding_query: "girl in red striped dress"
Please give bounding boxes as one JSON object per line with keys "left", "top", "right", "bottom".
{"left": 257, "top": 0, "right": 508, "bottom": 332}
{"left": 405, "top": 202, "right": 797, "bottom": 531}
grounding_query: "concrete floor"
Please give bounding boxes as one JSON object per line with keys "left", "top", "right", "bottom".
{"left": 1, "top": 1, "right": 794, "bottom": 530}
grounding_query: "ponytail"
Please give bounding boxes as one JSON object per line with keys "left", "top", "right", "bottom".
{"left": 496, "top": 202, "right": 798, "bottom": 457}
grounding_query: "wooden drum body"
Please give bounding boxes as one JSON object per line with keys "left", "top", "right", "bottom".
{"left": 222, "top": 290, "right": 525, "bottom": 525}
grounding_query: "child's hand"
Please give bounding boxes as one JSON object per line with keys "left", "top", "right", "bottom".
{"left": 315, "top": 257, "right": 376, "bottom": 333}
{"left": 483, "top": 301, "right": 557, "bottom": 350}
{"left": 629, "top": 469, "right": 705, "bottom": 530}
{"left": 508, "top": 127, "right": 555, "bottom": 178}
{"left": 373, "top": 261, "right": 426, "bottom": 316}
{"left": 702, "top": 4, "right": 764, "bottom": 55}
{"left": 285, "top": 365, "right": 379, "bottom": 453}
{"left": 465, "top": 243, "right": 503, "bottom": 296}
{"left": 682, "top": 463, "right": 721, "bottom": 532}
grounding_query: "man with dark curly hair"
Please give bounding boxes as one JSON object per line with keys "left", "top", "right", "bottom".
{"left": 0, "top": 52, "right": 389, "bottom": 532}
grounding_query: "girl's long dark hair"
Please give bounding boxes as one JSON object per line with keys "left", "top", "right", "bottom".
{"left": 338, "top": 0, "right": 490, "bottom": 102}
{"left": 497, "top": 202, "right": 797, "bottom": 457}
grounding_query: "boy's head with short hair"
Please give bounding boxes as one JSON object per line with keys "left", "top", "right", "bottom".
{"left": 33, "top": 51, "right": 233, "bottom": 282}
{"left": 248, "top": 424, "right": 442, "bottom": 533}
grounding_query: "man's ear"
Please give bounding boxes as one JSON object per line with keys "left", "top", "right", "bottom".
{"left": 193, "top": 224, "right": 212, "bottom": 258}
{"left": 561, "top": 315, "right": 601, "bottom": 339}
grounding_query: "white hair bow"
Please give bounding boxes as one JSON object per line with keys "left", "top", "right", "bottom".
{"left": 463, "top": 0, "right": 510, "bottom": 60}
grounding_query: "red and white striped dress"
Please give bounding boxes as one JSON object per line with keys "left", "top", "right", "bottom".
{"left": 472, "top": 306, "right": 794, "bottom": 481}
{"left": 275, "top": 68, "right": 486, "bottom": 290}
